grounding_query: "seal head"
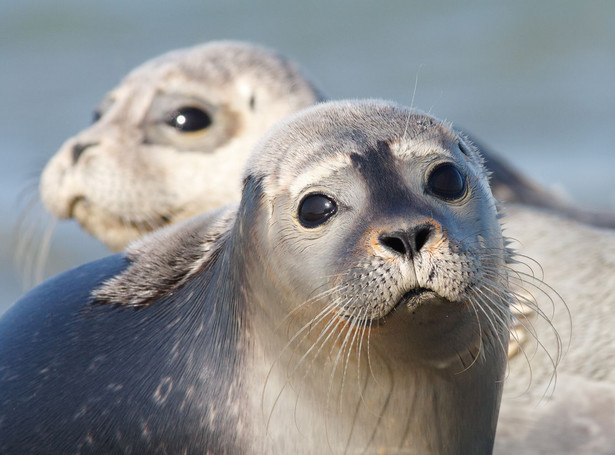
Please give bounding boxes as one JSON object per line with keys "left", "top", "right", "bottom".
{"left": 39, "top": 41, "right": 324, "bottom": 251}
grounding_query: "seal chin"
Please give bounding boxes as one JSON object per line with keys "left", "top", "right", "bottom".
{"left": 70, "top": 197, "right": 175, "bottom": 251}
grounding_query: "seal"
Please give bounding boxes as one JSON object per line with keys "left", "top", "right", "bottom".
{"left": 1, "top": 100, "right": 512, "bottom": 454}
{"left": 38, "top": 43, "right": 615, "bottom": 257}
{"left": 39, "top": 40, "right": 324, "bottom": 251}
{"left": 493, "top": 206, "right": 615, "bottom": 454}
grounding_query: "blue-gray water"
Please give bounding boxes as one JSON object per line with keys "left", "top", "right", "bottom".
{"left": 1, "top": 1, "right": 614, "bottom": 313}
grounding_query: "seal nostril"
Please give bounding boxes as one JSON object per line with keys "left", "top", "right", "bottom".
{"left": 414, "top": 225, "right": 434, "bottom": 253}
{"left": 379, "top": 235, "right": 408, "bottom": 256}
{"left": 72, "top": 142, "right": 99, "bottom": 164}
{"left": 378, "top": 224, "right": 435, "bottom": 257}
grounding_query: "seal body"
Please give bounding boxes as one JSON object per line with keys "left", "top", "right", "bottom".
{"left": 0, "top": 253, "right": 246, "bottom": 453}
{"left": 494, "top": 206, "right": 615, "bottom": 454}
{"left": 2, "top": 100, "right": 511, "bottom": 454}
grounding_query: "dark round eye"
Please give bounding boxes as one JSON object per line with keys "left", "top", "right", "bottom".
{"left": 165, "top": 106, "right": 212, "bottom": 132}
{"left": 427, "top": 163, "right": 467, "bottom": 201}
{"left": 92, "top": 109, "right": 102, "bottom": 124}
{"left": 298, "top": 194, "right": 337, "bottom": 228}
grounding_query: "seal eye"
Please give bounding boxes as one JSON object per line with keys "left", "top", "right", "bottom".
{"left": 165, "top": 106, "right": 212, "bottom": 132}
{"left": 427, "top": 163, "right": 466, "bottom": 201}
{"left": 298, "top": 194, "right": 337, "bottom": 228}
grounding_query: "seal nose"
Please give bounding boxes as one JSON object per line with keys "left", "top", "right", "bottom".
{"left": 72, "top": 141, "right": 98, "bottom": 164}
{"left": 378, "top": 223, "right": 435, "bottom": 258}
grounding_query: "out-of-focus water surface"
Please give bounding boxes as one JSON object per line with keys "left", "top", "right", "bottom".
{"left": 1, "top": 1, "right": 614, "bottom": 313}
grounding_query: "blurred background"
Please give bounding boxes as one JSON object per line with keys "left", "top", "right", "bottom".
{"left": 1, "top": 0, "right": 614, "bottom": 313}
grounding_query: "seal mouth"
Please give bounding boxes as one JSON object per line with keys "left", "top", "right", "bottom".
{"left": 67, "top": 195, "right": 86, "bottom": 219}
{"left": 340, "top": 288, "right": 456, "bottom": 326}
{"left": 397, "top": 287, "right": 443, "bottom": 311}
{"left": 367, "top": 288, "right": 451, "bottom": 325}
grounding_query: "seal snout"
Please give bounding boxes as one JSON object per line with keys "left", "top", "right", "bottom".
{"left": 377, "top": 222, "right": 436, "bottom": 259}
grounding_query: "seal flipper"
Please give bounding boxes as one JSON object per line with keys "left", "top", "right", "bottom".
{"left": 92, "top": 205, "right": 237, "bottom": 307}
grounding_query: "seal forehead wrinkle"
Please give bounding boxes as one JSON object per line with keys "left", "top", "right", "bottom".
{"left": 390, "top": 126, "right": 458, "bottom": 160}
{"left": 287, "top": 153, "right": 353, "bottom": 199}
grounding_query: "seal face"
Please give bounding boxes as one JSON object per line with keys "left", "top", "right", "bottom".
{"left": 39, "top": 41, "right": 324, "bottom": 251}
{"left": 2, "top": 100, "right": 511, "bottom": 454}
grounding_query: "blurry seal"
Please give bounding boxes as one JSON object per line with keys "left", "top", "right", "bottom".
{"left": 2, "top": 100, "right": 512, "bottom": 453}
{"left": 494, "top": 206, "right": 615, "bottom": 454}
{"left": 39, "top": 41, "right": 324, "bottom": 251}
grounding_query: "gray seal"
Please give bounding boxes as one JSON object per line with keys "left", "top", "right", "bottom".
{"left": 39, "top": 41, "right": 324, "bottom": 251}
{"left": 1, "top": 100, "right": 511, "bottom": 454}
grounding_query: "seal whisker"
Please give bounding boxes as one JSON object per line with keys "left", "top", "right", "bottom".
{"left": 480, "top": 264, "right": 561, "bottom": 325}
{"left": 279, "top": 280, "right": 351, "bottom": 331}
{"left": 273, "top": 297, "right": 343, "bottom": 378}
{"left": 481, "top": 266, "right": 567, "bottom": 361}
{"left": 337, "top": 306, "right": 366, "bottom": 412}
{"left": 14, "top": 179, "right": 42, "bottom": 261}
{"left": 284, "top": 293, "right": 354, "bottom": 365}
{"left": 501, "top": 236, "right": 549, "bottom": 276}
{"left": 14, "top": 198, "right": 55, "bottom": 290}
{"left": 263, "top": 299, "right": 345, "bottom": 436}
{"left": 478, "top": 273, "right": 562, "bottom": 396}
{"left": 354, "top": 305, "right": 378, "bottom": 415}
{"left": 275, "top": 293, "right": 360, "bottom": 417}
{"left": 364, "top": 310, "right": 381, "bottom": 387}
{"left": 319, "top": 301, "right": 367, "bottom": 453}
{"left": 34, "top": 216, "right": 56, "bottom": 285}
{"left": 286, "top": 301, "right": 346, "bottom": 379}
{"left": 458, "top": 294, "right": 486, "bottom": 373}
{"left": 469, "top": 287, "right": 511, "bottom": 359}
{"left": 507, "top": 268, "right": 568, "bottom": 329}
